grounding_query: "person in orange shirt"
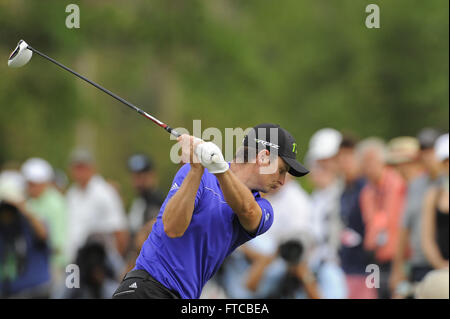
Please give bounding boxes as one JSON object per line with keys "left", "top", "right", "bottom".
{"left": 358, "top": 138, "right": 407, "bottom": 299}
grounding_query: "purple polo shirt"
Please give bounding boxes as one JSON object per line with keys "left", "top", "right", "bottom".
{"left": 135, "top": 164, "right": 274, "bottom": 299}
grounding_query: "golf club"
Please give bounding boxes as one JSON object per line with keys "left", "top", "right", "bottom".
{"left": 8, "top": 40, "right": 181, "bottom": 138}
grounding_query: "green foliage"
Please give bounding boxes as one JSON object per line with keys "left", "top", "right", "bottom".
{"left": 0, "top": 0, "right": 448, "bottom": 203}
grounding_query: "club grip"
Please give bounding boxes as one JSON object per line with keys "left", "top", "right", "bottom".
{"left": 165, "top": 125, "right": 181, "bottom": 138}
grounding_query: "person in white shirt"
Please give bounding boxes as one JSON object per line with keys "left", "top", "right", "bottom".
{"left": 65, "top": 149, "right": 129, "bottom": 265}
{"left": 263, "top": 176, "right": 313, "bottom": 245}
{"left": 246, "top": 176, "right": 320, "bottom": 298}
{"left": 305, "top": 128, "right": 347, "bottom": 299}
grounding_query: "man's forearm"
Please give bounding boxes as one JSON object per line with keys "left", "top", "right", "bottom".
{"left": 245, "top": 253, "right": 276, "bottom": 292}
{"left": 162, "top": 166, "right": 204, "bottom": 238}
{"left": 114, "top": 230, "right": 130, "bottom": 256}
{"left": 294, "top": 262, "right": 321, "bottom": 299}
{"left": 216, "top": 170, "right": 262, "bottom": 233}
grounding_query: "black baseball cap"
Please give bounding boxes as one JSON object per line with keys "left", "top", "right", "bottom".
{"left": 242, "top": 123, "right": 309, "bottom": 177}
{"left": 417, "top": 128, "right": 440, "bottom": 150}
{"left": 127, "top": 154, "right": 154, "bottom": 173}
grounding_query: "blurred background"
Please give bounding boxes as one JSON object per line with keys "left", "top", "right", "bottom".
{"left": 0, "top": 0, "right": 448, "bottom": 299}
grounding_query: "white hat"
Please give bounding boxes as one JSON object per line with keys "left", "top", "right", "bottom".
{"left": 0, "top": 170, "right": 25, "bottom": 202}
{"left": 415, "top": 268, "right": 449, "bottom": 299}
{"left": 306, "top": 128, "right": 342, "bottom": 163}
{"left": 21, "top": 158, "right": 54, "bottom": 183}
{"left": 434, "top": 133, "right": 449, "bottom": 162}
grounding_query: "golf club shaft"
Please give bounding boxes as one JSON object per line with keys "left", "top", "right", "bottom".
{"left": 27, "top": 46, "right": 181, "bottom": 138}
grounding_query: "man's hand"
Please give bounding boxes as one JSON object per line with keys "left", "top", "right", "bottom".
{"left": 195, "top": 142, "right": 229, "bottom": 174}
{"left": 177, "top": 134, "right": 204, "bottom": 170}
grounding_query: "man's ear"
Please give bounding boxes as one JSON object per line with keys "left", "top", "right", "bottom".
{"left": 256, "top": 149, "right": 270, "bottom": 167}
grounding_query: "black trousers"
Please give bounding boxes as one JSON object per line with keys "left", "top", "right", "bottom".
{"left": 112, "top": 269, "right": 181, "bottom": 299}
{"left": 378, "top": 262, "right": 392, "bottom": 299}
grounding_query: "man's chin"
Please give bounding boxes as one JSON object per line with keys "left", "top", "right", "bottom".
{"left": 260, "top": 185, "right": 278, "bottom": 194}
{"left": 252, "top": 186, "right": 268, "bottom": 193}
{"left": 251, "top": 184, "right": 279, "bottom": 194}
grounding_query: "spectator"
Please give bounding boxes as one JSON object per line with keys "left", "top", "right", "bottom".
{"left": 0, "top": 171, "right": 51, "bottom": 298}
{"left": 358, "top": 138, "right": 407, "bottom": 299}
{"left": 121, "top": 153, "right": 165, "bottom": 275}
{"left": 389, "top": 131, "right": 441, "bottom": 298}
{"left": 242, "top": 234, "right": 319, "bottom": 299}
{"left": 65, "top": 149, "right": 129, "bottom": 273}
{"left": 421, "top": 133, "right": 449, "bottom": 270}
{"left": 249, "top": 175, "right": 319, "bottom": 299}
{"left": 416, "top": 128, "right": 444, "bottom": 181}
{"left": 306, "top": 128, "right": 347, "bottom": 299}
{"left": 241, "top": 176, "right": 318, "bottom": 299}
{"left": 218, "top": 231, "right": 318, "bottom": 300}
{"left": 336, "top": 134, "right": 376, "bottom": 299}
{"left": 21, "top": 158, "right": 68, "bottom": 292}
{"left": 127, "top": 153, "right": 164, "bottom": 246}
{"left": 61, "top": 239, "right": 118, "bottom": 299}
{"left": 217, "top": 176, "right": 319, "bottom": 299}
{"left": 218, "top": 237, "right": 281, "bottom": 299}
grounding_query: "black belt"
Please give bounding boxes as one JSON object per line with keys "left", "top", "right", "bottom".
{"left": 124, "top": 269, "right": 181, "bottom": 299}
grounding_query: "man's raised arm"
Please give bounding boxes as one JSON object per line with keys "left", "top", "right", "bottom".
{"left": 215, "top": 170, "right": 262, "bottom": 234}
{"left": 162, "top": 135, "right": 204, "bottom": 238}
{"left": 195, "top": 141, "right": 262, "bottom": 234}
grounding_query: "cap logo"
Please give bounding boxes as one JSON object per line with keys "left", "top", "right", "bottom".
{"left": 254, "top": 138, "right": 280, "bottom": 149}
{"left": 292, "top": 143, "right": 298, "bottom": 154}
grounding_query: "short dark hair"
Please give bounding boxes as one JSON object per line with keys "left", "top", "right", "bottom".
{"left": 339, "top": 132, "right": 360, "bottom": 149}
{"left": 417, "top": 128, "right": 440, "bottom": 150}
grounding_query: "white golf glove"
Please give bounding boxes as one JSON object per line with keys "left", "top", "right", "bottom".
{"left": 195, "top": 142, "right": 229, "bottom": 174}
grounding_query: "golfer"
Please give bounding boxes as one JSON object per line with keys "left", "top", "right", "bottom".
{"left": 113, "top": 123, "right": 309, "bottom": 299}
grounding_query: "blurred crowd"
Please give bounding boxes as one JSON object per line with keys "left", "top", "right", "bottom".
{"left": 202, "top": 128, "right": 449, "bottom": 300}
{"left": 0, "top": 150, "right": 164, "bottom": 298}
{"left": 0, "top": 128, "right": 448, "bottom": 299}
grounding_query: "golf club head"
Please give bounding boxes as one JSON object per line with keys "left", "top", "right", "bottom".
{"left": 8, "top": 40, "right": 32, "bottom": 68}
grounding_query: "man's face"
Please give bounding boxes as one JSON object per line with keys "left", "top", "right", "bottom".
{"left": 255, "top": 153, "right": 289, "bottom": 193}
{"left": 337, "top": 147, "right": 358, "bottom": 179}
{"left": 308, "top": 159, "right": 336, "bottom": 189}
{"left": 70, "top": 162, "right": 95, "bottom": 187}
{"left": 420, "top": 148, "right": 441, "bottom": 173}
{"left": 27, "top": 181, "right": 47, "bottom": 198}
{"left": 361, "top": 148, "right": 384, "bottom": 183}
{"left": 131, "top": 171, "right": 156, "bottom": 192}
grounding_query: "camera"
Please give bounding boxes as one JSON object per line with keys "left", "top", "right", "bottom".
{"left": 279, "top": 239, "right": 304, "bottom": 265}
